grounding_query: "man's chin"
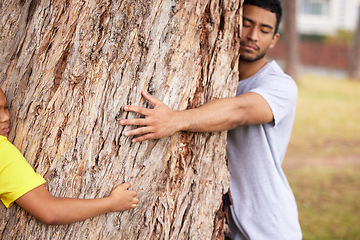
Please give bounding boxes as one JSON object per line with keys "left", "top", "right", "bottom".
{"left": 240, "top": 53, "right": 266, "bottom": 63}
{"left": 239, "top": 56, "right": 258, "bottom": 63}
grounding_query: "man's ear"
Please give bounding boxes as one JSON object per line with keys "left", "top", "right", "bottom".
{"left": 270, "top": 33, "right": 280, "bottom": 49}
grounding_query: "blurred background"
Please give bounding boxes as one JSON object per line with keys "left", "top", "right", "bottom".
{"left": 269, "top": 0, "right": 360, "bottom": 239}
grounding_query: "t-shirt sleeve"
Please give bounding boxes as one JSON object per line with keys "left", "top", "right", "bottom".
{"left": 0, "top": 138, "right": 46, "bottom": 208}
{"left": 250, "top": 73, "right": 298, "bottom": 126}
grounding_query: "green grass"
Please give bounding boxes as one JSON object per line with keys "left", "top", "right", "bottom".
{"left": 288, "top": 74, "right": 360, "bottom": 158}
{"left": 284, "top": 74, "right": 360, "bottom": 240}
{"left": 287, "top": 167, "right": 360, "bottom": 240}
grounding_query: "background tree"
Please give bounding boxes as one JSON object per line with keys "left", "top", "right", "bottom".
{"left": 349, "top": 6, "right": 360, "bottom": 80}
{"left": 0, "top": 0, "right": 242, "bottom": 239}
{"left": 283, "top": 0, "right": 300, "bottom": 80}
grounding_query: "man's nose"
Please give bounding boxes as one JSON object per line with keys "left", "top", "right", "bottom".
{"left": 247, "top": 27, "right": 258, "bottom": 41}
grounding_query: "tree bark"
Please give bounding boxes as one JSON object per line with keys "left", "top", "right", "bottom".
{"left": 0, "top": 0, "right": 242, "bottom": 239}
{"left": 349, "top": 7, "right": 360, "bottom": 80}
{"left": 283, "top": 0, "right": 300, "bottom": 81}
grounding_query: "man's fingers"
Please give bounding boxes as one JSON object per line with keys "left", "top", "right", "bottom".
{"left": 122, "top": 91, "right": 162, "bottom": 115}
{"left": 142, "top": 91, "right": 162, "bottom": 107}
{"left": 123, "top": 105, "right": 151, "bottom": 116}
{"left": 132, "top": 133, "right": 159, "bottom": 143}
{"left": 120, "top": 118, "right": 148, "bottom": 127}
{"left": 123, "top": 126, "right": 153, "bottom": 137}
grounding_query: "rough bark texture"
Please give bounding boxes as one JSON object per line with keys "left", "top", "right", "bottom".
{"left": 0, "top": 0, "right": 242, "bottom": 239}
{"left": 350, "top": 7, "right": 360, "bottom": 80}
{"left": 283, "top": 0, "right": 300, "bottom": 81}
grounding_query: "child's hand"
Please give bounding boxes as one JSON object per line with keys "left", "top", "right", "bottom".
{"left": 108, "top": 182, "right": 139, "bottom": 212}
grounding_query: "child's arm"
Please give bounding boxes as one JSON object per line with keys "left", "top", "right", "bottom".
{"left": 15, "top": 182, "right": 139, "bottom": 225}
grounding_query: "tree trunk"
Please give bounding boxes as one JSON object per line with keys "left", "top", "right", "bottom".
{"left": 283, "top": 0, "right": 300, "bottom": 80}
{"left": 0, "top": 0, "right": 242, "bottom": 239}
{"left": 350, "top": 7, "right": 360, "bottom": 80}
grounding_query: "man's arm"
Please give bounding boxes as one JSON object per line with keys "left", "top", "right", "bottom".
{"left": 120, "top": 91, "right": 273, "bottom": 143}
{"left": 16, "top": 182, "right": 139, "bottom": 225}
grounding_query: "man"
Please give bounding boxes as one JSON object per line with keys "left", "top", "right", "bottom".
{"left": 120, "top": 0, "right": 302, "bottom": 239}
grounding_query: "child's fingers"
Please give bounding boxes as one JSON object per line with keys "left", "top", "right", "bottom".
{"left": 120, "top": 181, "right": 132, "bottom": 190}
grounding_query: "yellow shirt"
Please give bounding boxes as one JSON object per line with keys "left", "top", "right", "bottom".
{"left": 0, "top": 135, "right": 46, "bottom": 208}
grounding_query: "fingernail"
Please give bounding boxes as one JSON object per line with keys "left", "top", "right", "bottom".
{"left": 132, "top": 139, "right": 137, "bottom": 143}
{"left": 124, "top": 106, "right": 128, "bottom": 110}
{"left": 124, "top": 132, "right": 128, "bottom": 136}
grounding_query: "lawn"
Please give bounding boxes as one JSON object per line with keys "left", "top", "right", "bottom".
{"left": 283, "top": 74, "right": 360, "bottom": 240}
{"left": 287, "top": 74, "right": 360, "bottom": 158}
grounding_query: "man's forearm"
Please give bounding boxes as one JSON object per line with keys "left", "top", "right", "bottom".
{"left": 120, "top": 91, "right": 272, "bottom": 142}
{"left": 177, "top": 97, "right": 244, "bottom": 133}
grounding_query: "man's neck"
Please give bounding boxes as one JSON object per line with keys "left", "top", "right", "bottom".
{"left": 238, "top": 57, "right": 268, "bottom": 81}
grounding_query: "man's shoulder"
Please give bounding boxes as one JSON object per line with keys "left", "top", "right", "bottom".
{"left": 264, "top": 61, "right": 297, "bottom": 88}
{"left": 266, "top": 61, "right": 293, "bottom": 78}
{"left": 253, "top": 62, "right": 296, "bottom": 87}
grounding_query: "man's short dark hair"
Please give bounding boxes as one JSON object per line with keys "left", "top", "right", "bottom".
{"left": 243, "top": 0, "right": 282, "bottom": 34}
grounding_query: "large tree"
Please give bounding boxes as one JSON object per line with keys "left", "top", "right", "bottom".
{"left": 350, "top": 5, "right": 360, "bottom": 80}
{"left": 0, "top": 0, "right": 242, "bottom": 239}
{"left": 283, "top": 0, "right": 300, "bottom": 80}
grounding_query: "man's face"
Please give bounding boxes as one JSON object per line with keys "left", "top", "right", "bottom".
{"left": 240, "top": 5, "right": 279, "bottom": 62}
{"left": 0, "top": 89, "right": 10, "bottom": 138}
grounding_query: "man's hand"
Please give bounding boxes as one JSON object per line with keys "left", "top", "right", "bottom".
{"left": 120, "top": 91, "right": 181, "bottom": 143}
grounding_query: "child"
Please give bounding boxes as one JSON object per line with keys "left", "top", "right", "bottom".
{"left": 0, "top": 87, "right": 139, "bottom": 225}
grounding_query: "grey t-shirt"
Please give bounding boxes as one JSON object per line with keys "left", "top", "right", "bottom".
{"left": 227, "top": 61, "right": 302, "bottom": 240}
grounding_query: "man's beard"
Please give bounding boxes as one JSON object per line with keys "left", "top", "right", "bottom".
{"left": 239, "top": 51, "right": 266, "bottom": 62}
{"left": 239, "top": 41, "right": 268, "bottom": 62}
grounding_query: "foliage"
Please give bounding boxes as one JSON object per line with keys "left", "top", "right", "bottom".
{"left": 300, "top": 30, "right": 355, "bottom": 46}
{"left": 324, "top": 30, "right": 355, "bottom": 46}
{"left": 300, "top": 34, "right": 327, "bottom": 43}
